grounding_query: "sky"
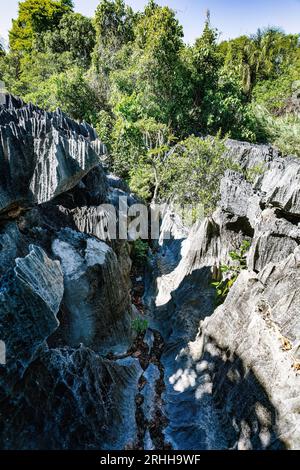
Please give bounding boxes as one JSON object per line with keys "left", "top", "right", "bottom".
{"left": 1, "top": 0, "right": 300, "bottom": 45}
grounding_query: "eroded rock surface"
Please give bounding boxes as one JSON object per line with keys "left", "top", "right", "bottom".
{"left": 0, "top": 96, "right": 138, "bottom": 449}
{"left": 0, "top": 348, "right": 142, "bottom": 450}
{"left": 146, "top": 140, "right": 300, "bottom": 450}
{"left": 2, "top": 94, "right": 300, "bottom": 450}
{"left": 52, "top": 228, "right": 133, "bottom": 354}
{"left": 0, "top": 95, "right": 106, "bottom": 214}
{"left": 0, "top": 245, "right": 63, "bottom": 400}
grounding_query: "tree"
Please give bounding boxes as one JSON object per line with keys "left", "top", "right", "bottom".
{"left": 23, "top": 66, "right": 101, "bottom": 122}
{"left": 110, "top": 107, "right": 175, "bottom": 201}
{"left": 0, "top": 38, "right": 5, "bottom": 82}
{"left": 43, "top": 13, "right": 95, "bottom": 67}
{"left": 60, "top": 0, "right": 73, "bottom": 8}
{"left": 93, "top": 0, "right": 136, "bottom": 74}
{"left": 0, "top": 52, "right": 23, "bottom": 95}
{"left": 220, "top": 28, "right": 300, "bottom": 97}
{"left": 133, "top": 1, "right": 186, "bottom": 127}
{"left": 184, "top": 12, "right": 221, "bottom": 133}
{"left": 110, "top": 1, "right": 191, "bottom": 132}
{"left": 3, "top": 0, "right": 300, "bottom": 166}
{"left": 220, "top": 35, "right": 257, "bottom": 96}
{"left": 9, "top": 0, "right": 73, "bottom": 53}
{"left": 0, "top": 39, "right": 5, "bottom": 57}
{"left": 161, "top": 135, "right": 236, "bottom": 214}
{"left": 192, "top": 11, "right": 220, "bottom": 100}
{"left": 186, "top": 12, "right": 256, "bottom": 138}
{"left": 133, "top": 119, "right": 175, "bottom": 202}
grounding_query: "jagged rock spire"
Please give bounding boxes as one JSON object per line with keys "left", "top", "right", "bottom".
{"left": 0, "top": 95, "right": 106, "bottom": 214}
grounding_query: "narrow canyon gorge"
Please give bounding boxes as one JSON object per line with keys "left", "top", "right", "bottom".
{"left": 0, "top": 95, "right": 300, "bottom": 450}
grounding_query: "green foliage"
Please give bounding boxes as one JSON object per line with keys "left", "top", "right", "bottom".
{"left": 0, "top": 40, "right": 5, "bottom": 80}
{"left": 244, "top": 163, "right": 265, "bottom": 183}
{"left": 93, "top": 0, "right": 136, "bottom": 74}
{"left": 161, "top": 135, "right": 238, "bottom": 214}
{"left": 131, "top": 239, "right": 149, "bottom": 266}
{"left": 129, "top": 163, "right": 153, "bottom": 201}
{"left": 200, "top": 71, "right": 259, "bottom": 141}
{"left": 9, "top": 0, "right": 73, "bottom": 52}
{"left": 252, "top": 52, "right": 300, "bottom": 115}
{"left": 0, "top": 40, "right": 4, "bottom": 57}
{"left": 42, "top": 13, "right": 95, "bottom": 67}
{"left": 220, "top": 28, "right": 299, "bottom": 97}
{"left": 110, "top": 115, "right": 175, "bottom": 201}
{"left": 212, "top": 240, "right": 251, "bottom": 306}
{"left": 254, "top": 105, "right": 300, "bottom": 157}
{"left": 21, "top": 66, "right": 101, "bottom": 122}
{"left": 131, "top": 317, "right": 149, "bottom": 335}
{"left": 2, "top": 0, "right": 300, "bottom": 203}
{"left": 94, "top": 109, "right": 114, "bottom": 150}
{"left": 108, "top": 1, "right": 192, "bottom": 134}
{"left": 253, "top": 75, "right": 294, "bottom": 112}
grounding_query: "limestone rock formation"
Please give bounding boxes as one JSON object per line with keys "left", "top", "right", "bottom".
{"left": 2, "top": 94, "right": 300, "bottom": 451}
{"left": 0, "top": 245, "right": 63, "bottom": 400}
{"left": 52, "top": 228, "right": 133, "bottom": 354}
{"left": 0, "top": 96, "right": 138, "bottom": 449}
{"left": 146, "top": 140, "right": 300, "bottom": 450}
{"left": 0, "top": 348, "right": 142, "bottom": 450}
{"left": 0, "top": 95, "right": 106, "bottom": 215}
{"left": 198, "top": 249, "right": 300, "bottom": 449}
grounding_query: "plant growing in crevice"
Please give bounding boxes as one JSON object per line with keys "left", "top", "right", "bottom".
{"left": 244, "top": 163, "right": 265, "bottom": 183}
{"left": 131, "top": 317, "right": 149, "bottom": 335}
{"left": 131, "top": 239, "right": 149, "bottom": 267}
{"left": 212, "top": 240, "right": 251, "bottom": 306}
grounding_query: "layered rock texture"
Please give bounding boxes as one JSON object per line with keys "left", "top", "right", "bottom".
{"left": 0, "top": 96, "right": 138, "bottom": 449}
{"left": 0, "top": 94, "right": 105, "bottom": 213}
{"left": 146, "top": 140, "right": 300, "bottom": 450}
{"left": 1, "top": 95, "right": 300, "bottom": 450}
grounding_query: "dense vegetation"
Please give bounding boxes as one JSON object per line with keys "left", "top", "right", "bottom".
{"left": 1, "top": 0, "right": 299, "bottom": 209}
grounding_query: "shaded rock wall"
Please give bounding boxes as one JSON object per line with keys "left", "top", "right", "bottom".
{"left": 0, "top": 348, "right": 142, "bottom": 450}
{"left": 0, "top": 245, "right": 63, "bottom": 400}
{"left": 52, "top": 228, "right": 133, "bottom": 354}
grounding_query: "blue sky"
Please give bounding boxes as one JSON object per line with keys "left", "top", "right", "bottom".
{"left": 1, "top": 0, "right": 300, "bottom": 45}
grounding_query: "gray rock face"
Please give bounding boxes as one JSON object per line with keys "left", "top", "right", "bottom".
{"left": 225, "top": 139, "right": 280, "bottom": 168}
{"left": 0, "top": 348, "right": 142, "bottom": 450}
{"left": 224, "top": 141, "right": 300, "bottom": 218}
{"left": 0, "top": 96, "right": 138, "bottom": 450}
{"left": 0, "top": 95, "right": 106, "bottom": 214}
{"left": 146, "top": 213, "right": 240, "bottom": 450}
{"left": 197, "top": 248, "right": 300, "bottom": 449}
{"left": 0, "top": 245, "right": 63, "bottom": 399}
{"left": 220, "top": 171, "right": 261, "bottom": 226}
{"left": 141, "top": 363, "right": 160, "bottom": 423}
{"left": 146, "top": 139, "right": 300, "bottom": 450}
{"left": 52, "top": 229, "right": 133, "bottom": 354}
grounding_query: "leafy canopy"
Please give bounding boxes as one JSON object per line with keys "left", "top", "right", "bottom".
{"left": 9, "top": 0, "right": 73, "bottom": 52}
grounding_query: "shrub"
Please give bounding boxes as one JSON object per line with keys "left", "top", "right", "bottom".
{"left": 131, "top": 239, "right": 149, "bottom": 266}
{"left": 253, "top": 105, "right": 300, "bottom": 157}
{"left": 244, "top": 163, "right": 265, "bottom": 183}
{"left": 131, "top": 317, "right": 149, "bottom": 335}
{"left": 161, "top": 135, "right": 240, "bottom": 215}
{"left": 212, "top": 240, "right": 250, "bottom": 306}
